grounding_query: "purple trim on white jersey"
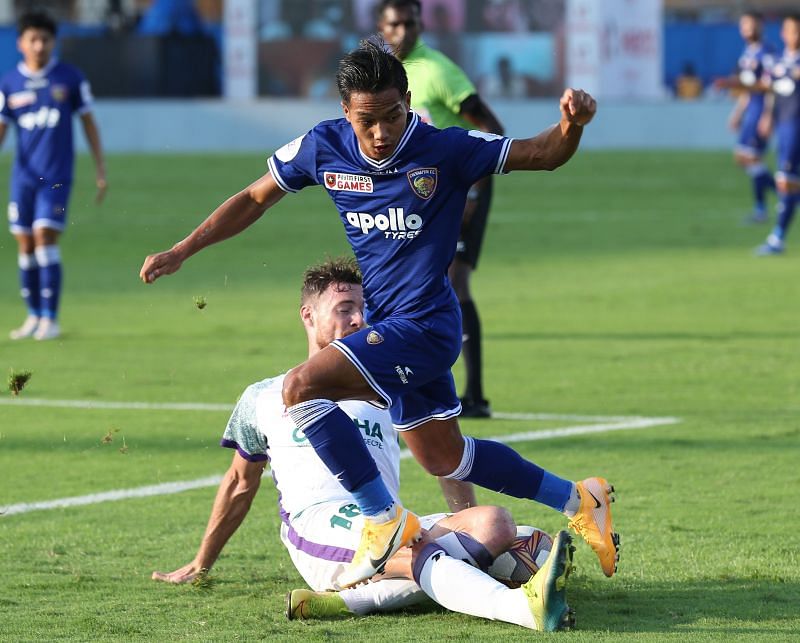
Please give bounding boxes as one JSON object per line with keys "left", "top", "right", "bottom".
{"left": 283, "top": 522, "right": 355, "bottom": 563}
{"left": 219, "top": 438, "right": 269, "bottom": 462}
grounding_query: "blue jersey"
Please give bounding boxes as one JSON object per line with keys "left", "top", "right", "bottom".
{"left": 767, "top": 50, "right": 800, "bottom": 124}
{"left": 268, "top": 112, "right": 512, "bottom": 321}
{"left": 738, "top": 42, "right": 773, "bottom": 118}
{"left": 0, "top": 58, "right": 93, "bottom": 185}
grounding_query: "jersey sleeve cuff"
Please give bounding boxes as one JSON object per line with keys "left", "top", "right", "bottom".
{"left": 495, "top": 137, "right": 514, "bottom": 174}
{"left": 220, "top": 438, "right": 269, "bottom": 462}
{"left": 76, "top": 104, "right": 93, "bottom": 116}
{"left": 267, "top": 156, "right": 297, "bottom": 193}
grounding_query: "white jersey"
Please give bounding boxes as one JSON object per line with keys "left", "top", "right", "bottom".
{"left": 221, "top": 374, "right": 401, "bottom": 520}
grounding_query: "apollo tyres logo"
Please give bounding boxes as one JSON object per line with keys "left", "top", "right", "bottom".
{"left": 346, "top": 207, "right": 423, "bottom": 240}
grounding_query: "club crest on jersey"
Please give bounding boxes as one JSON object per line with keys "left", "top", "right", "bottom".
{"left": 407, "top": 168, "right": 438, "bottom": 200}
{"left": 367, "top": 330, "right": 384, "bottom": 345}
{"left": 324, "top": 172, "right": 374, "bottom": 193}
{"left": 50, "top": 85, "right": 69, "bottom": 102}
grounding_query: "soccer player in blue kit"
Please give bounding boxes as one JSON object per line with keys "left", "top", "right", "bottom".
{"left": 140, "top": 41, "right": 617, "bottom": 587}
{"left": 1, "top": 10, "right": 107, "bottom": 341}
{"left": 756, "top": 14, "right": 800, "bottom": 255}
{"left": 721, "top": 11, "right": 776, "bottom": 224}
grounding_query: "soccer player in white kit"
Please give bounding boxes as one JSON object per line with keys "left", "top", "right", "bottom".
{"left": 152, "top": 257, "right": 576, "bottom": 631}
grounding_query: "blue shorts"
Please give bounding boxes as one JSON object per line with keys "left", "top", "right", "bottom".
{"left": 331, "top": 307, "right": 462, "bottom": 431}
{"left": 736, "top": 111, "right": 768, "bottom": 158}
{"left": 7, "top": 180, "right": 71, "bottom": 234}
{"left": 776, "top": 120, "right": 800, "bottom": 182}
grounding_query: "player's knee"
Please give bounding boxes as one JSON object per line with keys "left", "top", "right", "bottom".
{"left": 472, "top": 506, "right": 516, "bottom": 554}
{"left": 417, "top": 449, "right": 463, "bottom": 477}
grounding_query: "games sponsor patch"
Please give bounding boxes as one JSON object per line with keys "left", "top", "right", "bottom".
{"left": 324, "top": 172, "right": 374, "bottom": 193}
{"left": 7, "top": 91, "right": 36, "bottom": 109}
{"left": 407, "top": 168, "right": 437, "bottom": 200}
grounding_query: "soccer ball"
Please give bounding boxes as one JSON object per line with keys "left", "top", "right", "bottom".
{"left": 487, "top": 526, "right": 553, "bottom": 586}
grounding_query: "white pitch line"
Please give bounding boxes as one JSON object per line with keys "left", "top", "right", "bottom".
{"left": 1, "top": 415, "right": 678, "bottom": 517}
{"left": 0, "top": 398, "right": 232, "bottom": 412}
{"left": 1, "top": 475, "right": 224, "bottom": 517}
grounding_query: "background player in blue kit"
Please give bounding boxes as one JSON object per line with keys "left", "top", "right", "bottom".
{"left": 1, "top": 10, "right": 107, "bottom": 341}
{"left": 140, "top": 41, "right": 617, "bottom": 588}
{"left": 756, "top": 14, "right": 800, "bottom": 255}
{"left": 723, "top": 11, "right": 776, "bottom": 224}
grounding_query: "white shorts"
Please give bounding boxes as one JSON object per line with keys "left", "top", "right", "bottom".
{"left": 280, "top": 502, "right": 449, "bottom": 591}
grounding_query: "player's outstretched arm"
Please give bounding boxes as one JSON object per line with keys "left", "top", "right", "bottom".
{"left": 0, "top": 121, "right": 7, "bottom": 148}
{"left": 152, "top": 453, "right": 265, "bottom": 584}
{"left": 140, "top": 172, "right": 286, "bottom": 284}
{"left": 504, "top": 89, "right": 596, "bottom": 173}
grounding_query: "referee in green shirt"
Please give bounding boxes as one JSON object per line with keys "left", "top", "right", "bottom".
{"left": 378, "top": 0, "right": 504, "bottom": 418}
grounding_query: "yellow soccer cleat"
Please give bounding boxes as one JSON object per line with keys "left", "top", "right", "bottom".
{"left": 285, "top": 589, "right": 350, "bottom": 620}
{"left": 568, "top": 477, "right": 620, "bottom": 577}
{"left": 522, "top": 530, "right": 576, "bottom": 631}
{"left": 337, "top": 505, "right": 421, "bottom": 588}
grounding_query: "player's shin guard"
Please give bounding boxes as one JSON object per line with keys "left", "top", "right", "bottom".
{"left": 18, "top": 253, "right": 40, "bottom": 316}
{"left": 340, "top": 579, "right": 428, "bottom": 614}
{"left": 286, "top": 399, "right": 394, "bottom": 516}
{"left": 412, "top": 543, "right": 538, "bottom": 629}
{"left": 35, "top": 245, "right": 62, "bottom": 320}
{"left": 774, "top": 191, "right": 798, "bottom": 240}
{"left": 445, "top": 436, "right": 573, "bottom": 511}
{"left": 748, "top": 163, "right": 775, "bottom": 213}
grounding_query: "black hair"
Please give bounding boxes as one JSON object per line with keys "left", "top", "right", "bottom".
{"left": 336, "top": 39, "right": 408, "bottom": 104}
{"left": 785, "top": 13, "right": 800, "bottom": 23}
{"left": 376, "top": 0, "right": 421, "bottom": 17}
{"left": 301, "top": 256, "right": 362, "bottom": 304}
{"left": 17, "top": 10, "right": 57, "bottom": 37}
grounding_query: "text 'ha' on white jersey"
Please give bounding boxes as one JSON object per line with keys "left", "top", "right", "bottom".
{"left": 220, "top": 374, "right": 401, "bottom": 521}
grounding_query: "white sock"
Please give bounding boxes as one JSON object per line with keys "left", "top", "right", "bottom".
{"left": 340, "top": 579, "right": 428, "bottom": 615}
{"left": 563, "top": 483, "right": 580, "bottom": 517}
{"left": 416, "top": 547, "right": 537, "bottom": 629}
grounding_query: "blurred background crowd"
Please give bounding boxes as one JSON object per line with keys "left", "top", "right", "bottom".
{"left": 0, "top": 0, "right": 796, "bottom": 99}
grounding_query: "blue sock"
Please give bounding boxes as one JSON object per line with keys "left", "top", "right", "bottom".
{"left": 773, "top": 192, "right": 798, "bottom": 240}
{"left": 287, "top": 399, "right": 394, "bottom": 517}
{"left": 18, "top": 253, "right": 41, "bottom": 316}
{"left": 447, "top": 437, "right": 573, "bottom": 511}
{"left": 36, "top": 245, "right": 62, "bottom": 320}
{"left": 751, "top": 166, "right": 774, "bottom": 213}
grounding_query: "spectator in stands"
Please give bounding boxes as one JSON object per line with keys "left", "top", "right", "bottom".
{"left": 675, "top": 62, "right": 704, "bottom": 100}
{"left": 138, "top": 0, "right": 205, "bottom": 36}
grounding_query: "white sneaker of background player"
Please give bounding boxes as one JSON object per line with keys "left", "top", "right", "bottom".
{"left": 33, "top": 318, "right": 60, "bottom": 341}
{"left": 9, "top": 315, "right": 40, "bottom": 340}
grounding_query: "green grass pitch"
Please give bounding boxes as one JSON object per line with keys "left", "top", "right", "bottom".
{"left": 0, "top": 151, "right": 798, "bottom": 641}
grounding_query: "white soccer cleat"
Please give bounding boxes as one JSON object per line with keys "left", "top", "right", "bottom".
{"left": 9, "top": 315, "right": 40, "bottom": 340}
{"left": 33, "top": 319, "right": 60, "bottom": 341}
